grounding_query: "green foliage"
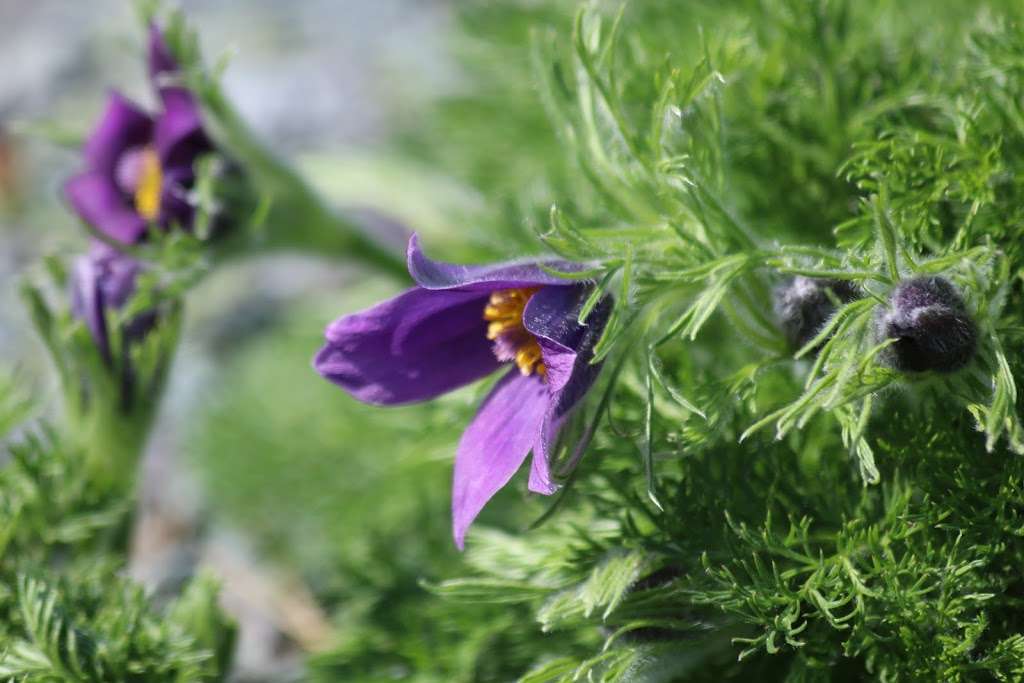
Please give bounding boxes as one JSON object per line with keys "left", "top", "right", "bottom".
{"left": 0, "top": 572, "right": 226, "bottom": 682}
{"left": 0, "top": 382, "right": 235, "bottom": 682}
{"left": 380, "top": 0, "right": 1024, "bottom": 680}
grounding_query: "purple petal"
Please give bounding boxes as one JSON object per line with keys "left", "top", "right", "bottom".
{"left": 70, "top": 251, "right": 110, "bottom": 362}
{"left": 64, "top": 172, "right": 148, "bottom": 244}
{"left": 528, "top": 412, "right": 566, "bottom": 495}
{"left": 452, "top": 369, "right": 549, "bottom": 549}
{"left": 527, "top": 287, "right": 612, "bottom": 416}
{"left": 154, "top": 95, "right": 209, "bottom": 169}
{"left": 70, "top": 243, "right": 146, "bottom": 361}
{"left": 524, "top": 287, "right": 613, "bottom": 494}
{"left": 544, "top": 295, "right": 611, "bottom": 421}
{"left": 94, "top": 245, "right": 157, "bottom": 345}
{"left": 114, "top": 146, "right": 149, "bottom": 195}
{"left": 147, "top": 24, "right": 179, "bottom": 79}
{"left": 83, "top": 91, "right": 153, "bottom": 177}
{"left": 522, "top": 286, "right": 590, "bottom": 392}
{"left": 159, "top": 165, "right": 196, "bottom": 229}
{"left": 91, "top": 243, "right": 142, "bottom": 308}
{"left": 407, "top": 233, "right": 591, "bottom": 292}
{"left": 147, "top": 24, "right": 210, "bottom": 168}
{"left": 314, "top": 287, "right": 501, "bottom": 406}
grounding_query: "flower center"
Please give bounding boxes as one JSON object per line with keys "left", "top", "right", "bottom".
{"left": 483, "top": 288, "right": 546, "bottom": 378}
{"left": 132, "top": 147, "right": 163, "bottom": 221}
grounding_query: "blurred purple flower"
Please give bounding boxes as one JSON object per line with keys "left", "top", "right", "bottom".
{"left": 64, "top": 25, "right": 211, "bottom": 244}
{"left": 314, "top": 235, "right": 611, "bottom": 548}
{"left": 71, "top": 243, "right": 156, "bottom": 364}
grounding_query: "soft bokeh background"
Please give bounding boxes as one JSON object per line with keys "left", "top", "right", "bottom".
{"left": 9, "top": 1, "right": 1024, "bottom": 681}
{"left": 0, "top": 2, "right": 521, "bottom": 680}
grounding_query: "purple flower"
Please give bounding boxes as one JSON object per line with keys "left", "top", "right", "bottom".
{"left": 64, "top": 25, "right": 211, "bottom": 244}
{"left": 70, "top": 243, "right": 156, "bottom": 364}
{"left": 314, "top": 235, "right": 611, "bottom": 548}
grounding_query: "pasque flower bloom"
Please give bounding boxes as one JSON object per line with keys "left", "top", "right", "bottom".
{"left": 64, "top": 25, "right": 211, "bottom": 244}
{"left": 314, "top": 235, "right": 611, "bottom": 548}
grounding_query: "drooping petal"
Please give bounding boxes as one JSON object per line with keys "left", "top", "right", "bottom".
{"left": 91, "top": 242, "right": 141, "bottom": 309}
{"left": 70, "top": 251, "right": 110, "bottom": 362}
{"left": 82, "top": 92, "right": 153, "bottom": 177}
{"left": 525, "top": 288, "right": 613, "bottom": 494}
{"left": 64, "top": 172, "right": 148, "bottom": 244}
{"left": 147, "top": 23, "right": 179, "bottom": 79}
{"left": 522, "top": 285, "right": 590, "bottom": 391}
{"left": 314, "top": 287, "right": 501, "bottom": 406}
{"left": 154, "top": 96, "right": 209, "bottom": 170}
{"left": 69, "top": 243, "right": 148, "bottom": 362}
{"left": 452, "top": 369, "right": 549, "bottom": 549}
{"left": 527, "top": 411, "right": 566, "bottom": 495}
{"left": 407, "top": 233, "right": 591, "bottom": 292}
{"left": 148, "top": 24, "right": 210, "bottom": 169}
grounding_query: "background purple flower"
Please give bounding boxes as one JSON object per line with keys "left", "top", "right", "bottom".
{"left": 64, "top": 25, "right": 211, "bottom": 244}
{"left": 70, "top": 243, "right": 156, "bottom": 364}
{"left": 315, "top": 235, "right": 611, "bottom": 548}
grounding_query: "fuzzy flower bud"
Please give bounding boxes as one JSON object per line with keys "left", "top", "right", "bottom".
{"left": 774, "top": 276, "right": 859, "bottom": 350}
{"left": 873, "top": 275, "right": 977, "bottom": 373}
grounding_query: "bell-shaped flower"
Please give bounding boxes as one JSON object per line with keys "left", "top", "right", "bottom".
{"left": 314, "top": 235, "right": 611, "bottom": 548}
{"left": 64, "top": 25, "right": 211, "bottom": 244}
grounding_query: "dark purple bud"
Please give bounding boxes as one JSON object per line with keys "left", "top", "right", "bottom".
{"left": 774, "top": 276, "right": 859, "bottom": 350}
{"left": 874, "top": 276, "right": 977, "bottom": 373}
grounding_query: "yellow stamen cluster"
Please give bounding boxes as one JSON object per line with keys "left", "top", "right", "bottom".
{"left": 133, "top": 147, "right": 163, "bottom": 221}
{"left": 483, "top": 287, "right": 546, "bottom": 378}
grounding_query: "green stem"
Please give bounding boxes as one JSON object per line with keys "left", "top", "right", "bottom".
{"left": 256, "top": 178, "right": 410, "bottom": 280}
{"left": 68, "top": 390, "right": 154, "bottom": 501}
{"left": 199, "top": 81, "right": 409, "bottom": 279}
